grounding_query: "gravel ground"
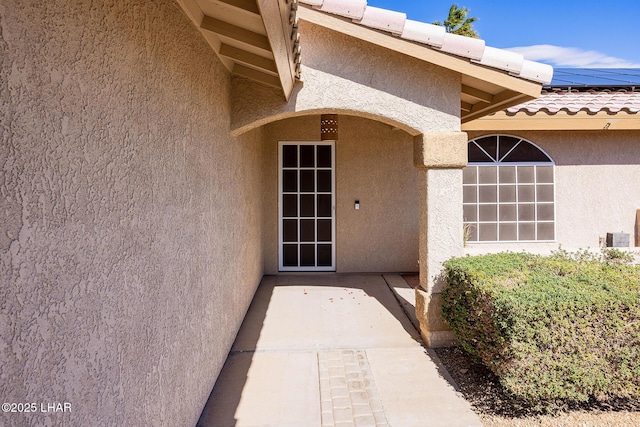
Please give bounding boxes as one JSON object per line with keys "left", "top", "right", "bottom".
{"left": 433, "top": 347, "right": 640, "bottom": 427}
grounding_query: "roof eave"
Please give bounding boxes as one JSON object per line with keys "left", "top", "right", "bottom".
{"left": 462, "top": 110, "right": 640, "bottom": 131}
{"left": 176, "top": 0, "right": 298, "bottom": 101}
{"left": 298, "top": 5, "right": 544, "bottom": 121}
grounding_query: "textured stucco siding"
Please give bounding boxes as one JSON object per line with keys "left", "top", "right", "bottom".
{"left": 231, "top": 20, "right": 460, "bottom": 136}
{"left": 466, "top": 130, "right": 640, "bottom": 254}
{"left": 263, "top": 115, "right": 418, "bottom": 274}
{"left": 1, "top": 1, "right": 263, "bottom": 426}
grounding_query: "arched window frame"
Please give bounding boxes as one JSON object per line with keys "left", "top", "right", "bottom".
{"left": 463, "top": 135, "right": 556, "bottom": 243}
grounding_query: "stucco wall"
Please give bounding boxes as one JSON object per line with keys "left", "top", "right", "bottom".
{"left": 263, "top": 115, "right": 419, "bottom": 273}
{"left": 231, "top": 19, "right": 460, "bottom": 135}
{"left": 0, "top": 1, "right": 264, "bottom": 426}
{"left": 465, "top": 130, "right": 640, "bottom": 254}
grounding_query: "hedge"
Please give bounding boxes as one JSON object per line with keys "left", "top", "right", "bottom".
{"left": 441, "top": 250, "right": 640, "bottom": 405}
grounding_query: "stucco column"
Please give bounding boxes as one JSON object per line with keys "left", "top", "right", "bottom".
{"left": 413, "top": 132, "right": 467, "bottom": 347}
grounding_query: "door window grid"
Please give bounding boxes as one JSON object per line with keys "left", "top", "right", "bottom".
{"left": 463, "top": 136, "right": 555, "bottom": 243}
{"left": 279, "top": 143, "right": 335, "bottom": 270}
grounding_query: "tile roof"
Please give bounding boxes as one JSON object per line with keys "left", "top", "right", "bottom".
{"left": 505, "top": 89, "right": 640, "bottom": 115}
{"left": 299, "top": 0, "right": 553, "bottom": 84}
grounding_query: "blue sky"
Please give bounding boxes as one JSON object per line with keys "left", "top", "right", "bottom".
{"left": 367, "top": 1, "right": 640, "bottom": 68}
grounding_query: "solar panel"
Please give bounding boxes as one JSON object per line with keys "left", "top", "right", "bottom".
{"left": 546, "top": 68, "right": 640, "bottom": 88}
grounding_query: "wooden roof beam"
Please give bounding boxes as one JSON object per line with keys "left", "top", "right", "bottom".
{"left": 217, "top": 0, "right": 260, "bottom": 15}
{"left": 219, "top": 44, "right": 278, "bottom": 74}
{"left": 233, "top": 64, "right": 282, "bottom": 88}
{"left": 461, "top": 101, "right": 473, "bottom": 113}
{"left": 200, "top": 15, "right": 271, "bottom": 52}
{"left": 462, "top": 84, "right": 493, "bottom": 103}
{"left": 463, "top": 90, "right": 534, "bottom": 123}
{"left": 256, "top": 0, "right": 297, "bottom": 101}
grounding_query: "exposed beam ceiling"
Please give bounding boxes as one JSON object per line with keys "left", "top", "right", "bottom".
{"left": 176, "top": 0, "right": 300, "bottom": 100}
{"left": 200, "top": 16, "right": 271, "bottom": 52}
{"left": 216, "top": 0, "right": 259, "bottom": 14}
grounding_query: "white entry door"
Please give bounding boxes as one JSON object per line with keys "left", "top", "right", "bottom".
{"left": 278, "top": 141, "right": 335, "bottom": 271}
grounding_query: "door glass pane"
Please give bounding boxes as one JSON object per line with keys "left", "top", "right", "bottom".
{"left": 317, "top": 170, "right": 331, "bottom": 192}
{"left": 300, "top": 245, "right": 315, "bottom": 266}
{"left": 300, "top": 194, "right": 315, "bottom": 217}
{"left": 317, "top": 219, "right": 331, "bottom": 242}
{"left": 283, "top": 194, "right": 297, "bottom": 217}
{"left": 317, "top": 145, "right": 331, "bottom": 168}
{"left": 317, "top": 194, "right": 331, "bottom": 217}
{"left": 300, "top": 219, "right": 315, "bottom": 242}
{"left": 300, "top": 145, "right": 315, "bottom": 168}
{"left": 300, "top": 170, "right": 314, "bottom": 192}
{"left": 283, "top": 244, "right": 298, "bottom": 266}
{"left": 283, "top": 219, "right": 297, "bottom": 242}
{"left": 318, "top": 244, "right": 332, "bottom": 266}
{"left": 280, "top": 142, "right": 334, "bottom": 270}
{"left": 283, "top": 170, "right": 297, "bottom": 192}
{"left": 283, "top": 145, "right": 297, "bottom": 168}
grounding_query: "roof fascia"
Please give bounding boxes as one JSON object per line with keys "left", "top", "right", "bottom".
{"left": 462, "top": 111, "right": 640, "bottom": 131}
{"left": 256, "top": 0, "right": 297, "bottom": 101}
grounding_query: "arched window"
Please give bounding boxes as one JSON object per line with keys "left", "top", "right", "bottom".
{"left": 463, "top": 135, "right": 555, "bottom": 242}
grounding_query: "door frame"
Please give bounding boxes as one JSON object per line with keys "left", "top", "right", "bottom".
{"left": 278, "top": 141, "right": 336, "bottom": 272}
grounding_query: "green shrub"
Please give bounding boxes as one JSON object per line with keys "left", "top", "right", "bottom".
{"left": 441, "top": 251, "right": 640, "bottom": 406}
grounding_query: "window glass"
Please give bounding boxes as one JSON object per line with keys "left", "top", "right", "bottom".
{"left": 499, "top": 166, "right": 516, "bottom": 183}
{"left": 468, "top": 142, "right": 493, "bottom": 162}
{"left": 464, "top": 136, "right": 554, "bottom": 242}
{"left": 498, "top": 136, "right": 521, "bottom": 160}
{"left": 463, "top": 186, "right": 477, "bottom": 203}
{"left": 478, "top": 167, "right": 497, "bottom": 184}
{"left": 478, "top": 186, "right": 497, "bottom": 203}
{"left": 463, "top": 166, "right": 477, "bottom": 184}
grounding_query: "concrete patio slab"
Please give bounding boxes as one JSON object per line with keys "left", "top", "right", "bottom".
{"left": 231, "top": 274, "right": 421, "bottom": 352}
{"left": 197, "top": 351, "right": 321, "bottom": 426}
{"left": 197, "top": 274, "right": 481, "bottom": 427}
{"left": 367, "top": 348, "right": 482, "bottom": 427}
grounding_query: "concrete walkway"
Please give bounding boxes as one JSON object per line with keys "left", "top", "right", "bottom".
{"left": 197, "top": 274, "right": 482, "bottom": 427}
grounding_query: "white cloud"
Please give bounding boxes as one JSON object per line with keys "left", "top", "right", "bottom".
{"left": 506, "top": 45, "right": 640, "bottom": 68}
